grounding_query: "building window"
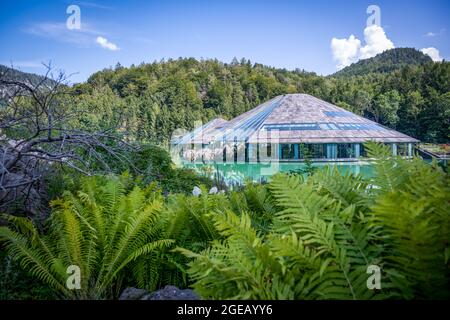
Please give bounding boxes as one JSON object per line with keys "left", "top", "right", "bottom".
{"left": 397, "top": 143, "right": 408, "bottom": 156}
{"left": 302, "top": 144, "right": 326, "bottom": 159}
{"left": 326, "top": 144, "right": 337, "bottom": 159}
{"left": 360, "top": 144, "right": 368, "bottom": 157}
{"left": 258, "top": 143, "right": 272, "bottom": 159}
{"left": 337, "top": 143, "right": 355, "bottom": 158}
{"left": 281, "top": 144, "right": 295, "bottom": 159}
{"left": 257, "top": 143, "right": 260, "bottom": 162}
{"left": 245, "top": 143, "right": 249, "bottom": 162}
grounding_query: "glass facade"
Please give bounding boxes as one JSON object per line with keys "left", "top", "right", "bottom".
{"left": 359, "top": 142, "right": 412, "bottom": 158}
{"left": 267, "top": 144, "right": 272, "bottom": 157}
{"left": 278, "top": 143, "right": 357, "bottom": 160}
{"left": 360, "top": 144, "right": 368, "bottom": 157}
{"left": 337, "top": 143, "right": 356, "bottom": 158}
{"left": 397, "top": 143, "right": 409, "bottom": 156}
{"left": 181, "top": 142, "right": 412, "bottom": 163}
{"left": 305, "top": 144, "right": 327, "bottom": 159}
{"left": 281, "top": 144, "right": 295, "bottom": 159}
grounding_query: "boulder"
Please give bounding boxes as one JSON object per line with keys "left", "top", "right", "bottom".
{"left": 143, "top": 285, "right": 199, "bottom": 300}
{"left": 118, "top": 287, "right": 148, "bottom": 300}
{"left": 119, "top": 285, "right": 199, "bottom": 300}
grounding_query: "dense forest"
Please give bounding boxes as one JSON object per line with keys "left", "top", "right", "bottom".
{"left": 332, "top": 47, "right": 433, "bottom": 77}
{"left": 63, "top": 48, "right": 449, "bottom": 145}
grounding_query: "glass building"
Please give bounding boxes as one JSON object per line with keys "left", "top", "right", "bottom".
{"left": 171, "top": 94, "right": 419, "bottom": 163}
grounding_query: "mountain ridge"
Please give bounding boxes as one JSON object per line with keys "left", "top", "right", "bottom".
{"left": 331, "top": 48, "right": 433, "bottom": 78}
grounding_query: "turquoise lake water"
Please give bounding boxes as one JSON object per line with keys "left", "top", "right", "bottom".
{"left": 182, "top": 161, "right": 376, "bottom": 186}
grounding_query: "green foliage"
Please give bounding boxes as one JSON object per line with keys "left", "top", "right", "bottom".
{"left": 3, "top": 48, "right": 449, "bottom": 145}
{"left": 0, "top": 251, "right": 55, "bottom": 299}
{"left": 332, "top": 48, "right": 433, "bottom": 77}
{"left": 228, "top": 182, "right": 276, "bottom": 234}
{"left": 180, "top": 143, "right": 449, "bottom": 299}
{"left": 136, "top": 181, "right": 277, "bottom": 291}
{"left": 0, "top": 64, "right": 56, "bottom": 87}
{"left": 131, "top": 144, "right": 212, "bottom": 194}
{"left": 366, "top": 143, "right": 450, "bottom": 299}
{"left": 1, "top": 144, "right": 448, "bottom": 300}
{"left": 138, "top": 191, "right": 225, "bottom": 289}
{"left": 68, "top": 51, "right": 449, "bottom": 146}
{"left": 0, "top": 175, "right": 174, "bottom": 299}
{"left": 288, "top": 144, "right": 317, "bottom": 176}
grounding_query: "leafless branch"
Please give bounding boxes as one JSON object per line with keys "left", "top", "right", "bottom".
{"left": 0, "top": 64, "right": 133, "bottom": 216}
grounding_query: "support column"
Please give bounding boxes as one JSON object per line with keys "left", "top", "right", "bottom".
{"left": 354, "top": 144, "right": 360, "bottom": 158}
{"left": 408, "top": 143, "right": 412, "bottom": 157}
{"left": 294, "top": 144, "right": 299, "bottom": 160}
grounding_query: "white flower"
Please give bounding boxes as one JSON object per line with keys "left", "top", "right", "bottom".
{"left": 209, "top": 187, "right": 218, "bottom": 194}
{"left": 192, "top": 186, "right": 202, "bottom": 197}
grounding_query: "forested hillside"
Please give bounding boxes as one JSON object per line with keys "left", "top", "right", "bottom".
{"left": 0, "top": 64, "right": 56, "bottom": 87}
{"left": 2, "top": 48, "right": 449, "bottom": 145}
{"left": 68, "top": 49, "right": 449, "bottom": 144}
{"left": 332, "top": 48, "right": 433, "bottom": 77}
{"left": 0, "top": 64, "right": 57, "bottom": 101}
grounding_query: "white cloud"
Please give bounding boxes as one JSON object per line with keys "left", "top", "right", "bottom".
{"left": 359, "top": 25, "right": 394, "bottom": 59}
{"left": 76, "top": 1, "right": 114, "bottom": 10}
{"left": 25, "top": 21, "right": 120, "bottom": 52}
{"left": 424, "top": 29, "right": 446, "bottom": 37}
{"left": 96, "top": 36, "right": 119, "bottom": 51}
{"left": 420, "top": 47, "right": 443, "bottom": 62}
{"left": 330, "top": 35, "right": 361, "bottom": 70}
{"left": 24, "top": 22, "right": 103, "bottom": 46}
{"left": 331, "top": 25, "right": 394, "bottom": 70}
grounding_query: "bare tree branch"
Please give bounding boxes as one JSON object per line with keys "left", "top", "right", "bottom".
{"left": 0, "top": 64, "right": 134, "bottom": 216}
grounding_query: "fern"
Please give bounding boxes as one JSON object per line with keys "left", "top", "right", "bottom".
{"left": 180, "top": 144, "right": 449, "bottom": 299}
{"left": 137, "top": 190, "right": 225, "bottom": 290}
{"left": 370, "top": 157, "right": 450, "bottom": 298}
{"left": 0, "top": 175, "right": 173, "bottom": 299}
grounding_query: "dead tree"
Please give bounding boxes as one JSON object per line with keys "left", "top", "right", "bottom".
{"left": 0, "top": 64, "right": 132, "bottom": 217}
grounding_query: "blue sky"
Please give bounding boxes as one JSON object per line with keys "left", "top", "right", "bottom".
{"left": 0, "top": 0, "right": 449, "bottom": 83}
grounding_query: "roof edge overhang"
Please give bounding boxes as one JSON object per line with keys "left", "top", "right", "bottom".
{"left": 247, "top": 137, "right": 420, "bottom": 144}
{"left": 174, "top": 137, "right": 419, "bottom": 144}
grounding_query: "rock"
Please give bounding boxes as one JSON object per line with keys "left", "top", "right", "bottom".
{"left": 142, "top": 285, "right": 199, "bottom": 300}
{"left": 119, "top": 285, "right": 200, "bottom": 300}
{"left": 118, "top": 287, "right": 148, "bottom": 300}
